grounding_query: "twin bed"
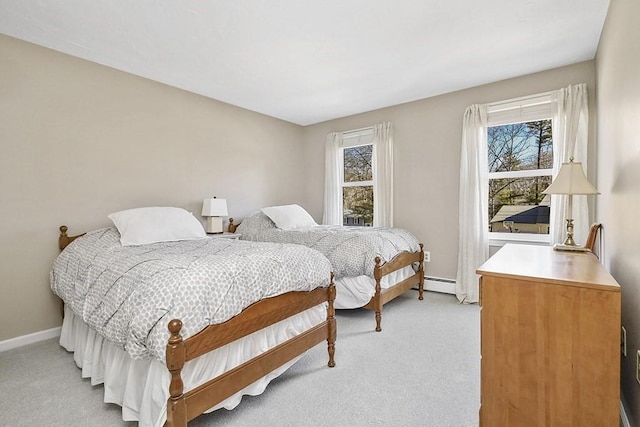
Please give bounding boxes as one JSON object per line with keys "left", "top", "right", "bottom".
{"left": 230, "top": 206, "right": 425, "bottom": 332}
{"left": 51, "top": 205, "right": 424, "bottom": 425}
{"left": 53, "top": 210, "right": 336, "bottom": 427}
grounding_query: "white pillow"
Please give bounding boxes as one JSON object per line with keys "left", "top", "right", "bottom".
{"left": 108, "top": 207, "right": 206, "bottom": 246}
{"left": 261, "top": 204, "right": 318, "bottom": 230}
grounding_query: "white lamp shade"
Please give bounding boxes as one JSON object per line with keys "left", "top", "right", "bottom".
{"left": 542, "top": 159, "right": 599, "bottom": 195}
{"left": 202, "top": 198, "right": 228, "bottom": 216}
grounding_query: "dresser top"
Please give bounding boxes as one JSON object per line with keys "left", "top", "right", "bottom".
{"left": 476, "top": 244, "right": 620, "bottom": 292}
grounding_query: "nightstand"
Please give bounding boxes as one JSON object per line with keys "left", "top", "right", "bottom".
{"left": 206, "top": 232, "right": 241, "bottom": 240}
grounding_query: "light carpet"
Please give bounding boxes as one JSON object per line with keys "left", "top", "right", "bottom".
{"left": 0, "top": 291, "right": 480, "bottom": 426}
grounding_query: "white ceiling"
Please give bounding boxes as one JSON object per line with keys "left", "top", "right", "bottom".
{"left": 0, "top": 0, "right": 610, "bottom": 125}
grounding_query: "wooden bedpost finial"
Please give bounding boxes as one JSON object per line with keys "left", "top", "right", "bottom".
{"left": 168, "top": 319, "right": 183, "bottom": 340}
{"left": 228, "top": 218, "right": 236, "bottom": 233}
{"left": 60, "top": 225, "right": 68, "bottom": 237}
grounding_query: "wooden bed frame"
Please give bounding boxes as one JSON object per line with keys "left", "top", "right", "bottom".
{"left": 228, "top": 218, "right": 424, "bottom": 332}
{"left": 58, "top": 225, "right": 336, "bottom": 427}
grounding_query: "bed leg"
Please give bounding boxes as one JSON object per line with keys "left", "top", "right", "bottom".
{"left": 327, "top": 273, "right": 336, "bottom": 368}
{"left": 418, "top": 243, "right": 425, "bottom": 301}
{"left": 374, "top": 310, "right": 382, "bottom": 332}
{"left": 166, "top": 320, "right": 187, "bottom": 427}
{"left": 374, "top": 257, "right": 383, "bottom": 332}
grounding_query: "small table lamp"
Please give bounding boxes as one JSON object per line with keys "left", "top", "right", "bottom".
{"left": 202, "top": 197, "right": 228, "bottom": 234}
{"left": 542, "top": 157, "right": 599, "bottom": 251}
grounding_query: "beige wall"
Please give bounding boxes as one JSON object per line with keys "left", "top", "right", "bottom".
{"left": 0, "top": 34, "right": 307, "bottom": 340}
{"left": 301, "top": 62, "right": 596, "bottom": 280}
{"left": 596, "top": 0, "right": 640, "bottom": 422}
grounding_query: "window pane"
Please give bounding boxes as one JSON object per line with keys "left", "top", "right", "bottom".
{"left": 489, "top": 176, "right": 552, "bottom": 234}
{"left": 488, "top": 120, "right": 553, "bottom": 173}
{"left": 343, "top": 186, "right": 373, "bottom": 226}
{"left": 344, "top": 145, "right": 373, "bottom": 182}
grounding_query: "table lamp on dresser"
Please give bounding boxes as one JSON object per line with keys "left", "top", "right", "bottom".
{"left": 542, "top": 157, "right": 599, "bottom": 251}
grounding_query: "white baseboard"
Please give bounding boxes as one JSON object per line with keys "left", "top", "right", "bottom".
{"left": 0, "top": 327, "right": 61, "bottom": 353}
{"left": 621, "top": 399, "right": 630, "bottom": 427}
{"left": 423, "top": 276, "right": 456, "bottom": 294}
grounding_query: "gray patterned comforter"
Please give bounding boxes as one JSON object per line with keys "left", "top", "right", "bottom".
{"left": 236, "top": 212, "right": 421, "bottom": 279}
{"left": 50, "top": 227, "right": 332, "bottom": 361}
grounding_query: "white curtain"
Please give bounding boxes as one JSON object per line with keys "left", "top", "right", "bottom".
{"left": 323, "top": 132, "right": 343, "bottom": 225}
{"left": 372, "top": 121, "right": 394, "bottom": 228}
{"left": 455, "top": 104, "right": 489, "bottom": 304}
{"left": 549, "top": 84, "right": 590, "bottom": 245}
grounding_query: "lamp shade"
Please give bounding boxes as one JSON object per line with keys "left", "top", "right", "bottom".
{"left": 202, "top": 197, "right": 228, "bottom": 216}
{"left": 542, "top": 158, "right": 599, "bottom": 195}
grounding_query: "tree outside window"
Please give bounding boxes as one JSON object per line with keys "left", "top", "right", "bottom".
{"left": 488, "top": 119, "right": 553, "bottom": 234}
{"left": 342, "top": 144, "right": 373, "bottom": 226}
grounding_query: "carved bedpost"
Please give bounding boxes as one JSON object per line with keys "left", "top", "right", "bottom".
{"left": 166, "top": 319, "right": 187, "bottom": 427}
{"left": 327, "top": 273, "right": 336, "bottom": 368}
{"left": 58, "top": 225, "right": 80, "bottom": 319}
{"left": 228, "top": 218, "right": 237, "bottom": 233}
{"left": 373, "top": 256, "right": 383, "bottom": 332}
{"left": 59, "top": 225, "right": 70, "bottom": 250}
{"left": 418, "top": 243, "right": 425, "bottom": 301}
{"left": 59, "top": 225, "right": 85, "bottom": 250}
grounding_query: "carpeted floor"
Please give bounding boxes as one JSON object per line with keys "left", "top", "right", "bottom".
{"left": 0, "top": 291, "right": 480, "bottom": 426}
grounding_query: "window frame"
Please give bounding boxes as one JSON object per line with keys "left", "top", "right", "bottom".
{"left": 340, "top": 128, "right": 374, "bottom": 226}
{"left": 487, "top": 93, "right": 555, "bottom": 245}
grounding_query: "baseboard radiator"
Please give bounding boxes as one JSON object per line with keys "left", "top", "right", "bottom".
{"left": 414, "top": 276, "right": 456, "bottom": 295}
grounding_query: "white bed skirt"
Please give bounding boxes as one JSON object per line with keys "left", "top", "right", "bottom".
{"left": 59, "top": 303, "right": 327, "bottom": 427}
{"left": 334, "top": 265, "right": 417, "bottom": 309}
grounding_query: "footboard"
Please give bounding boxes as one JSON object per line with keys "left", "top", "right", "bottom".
{"left": 165, "top": 279, "right": 337, "bottom": 427}
{"left": 364, "top": 243, "right": 424, "bottom": 331}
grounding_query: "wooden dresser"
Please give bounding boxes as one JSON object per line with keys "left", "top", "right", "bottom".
{"left": 476, "top": 244, "right": 620, "bottom": 426}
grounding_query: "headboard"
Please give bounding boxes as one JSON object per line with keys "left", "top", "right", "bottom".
{"left": 59, "top": 225, "right": 85, "bottom": 250}
{"left": 228, "top": 218, "right": 240, "bottom": 233}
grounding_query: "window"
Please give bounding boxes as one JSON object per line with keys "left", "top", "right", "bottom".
{"left": 341, "top": 129, "right": 374, "bottom": 226}
{"left": 324, "top": 122, "right": 392, "bottom": 228}
{"left": 487, "top": 94, "right": 554, "bottom": 241}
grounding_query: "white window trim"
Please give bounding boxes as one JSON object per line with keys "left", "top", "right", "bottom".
{"left": 343, "top": 181, "right": 374, "bottom": 187}
{"left": 488, "top": 168, "right": 553, "bottom": 180}
{"left": 342, "top": 128, "right": 373, "bottom": 146}
{"left": 489, "top": 232, "right": 551, "bottom": 247}
{"left": 487, "top": 92, "right": 554, "bottom": 245}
